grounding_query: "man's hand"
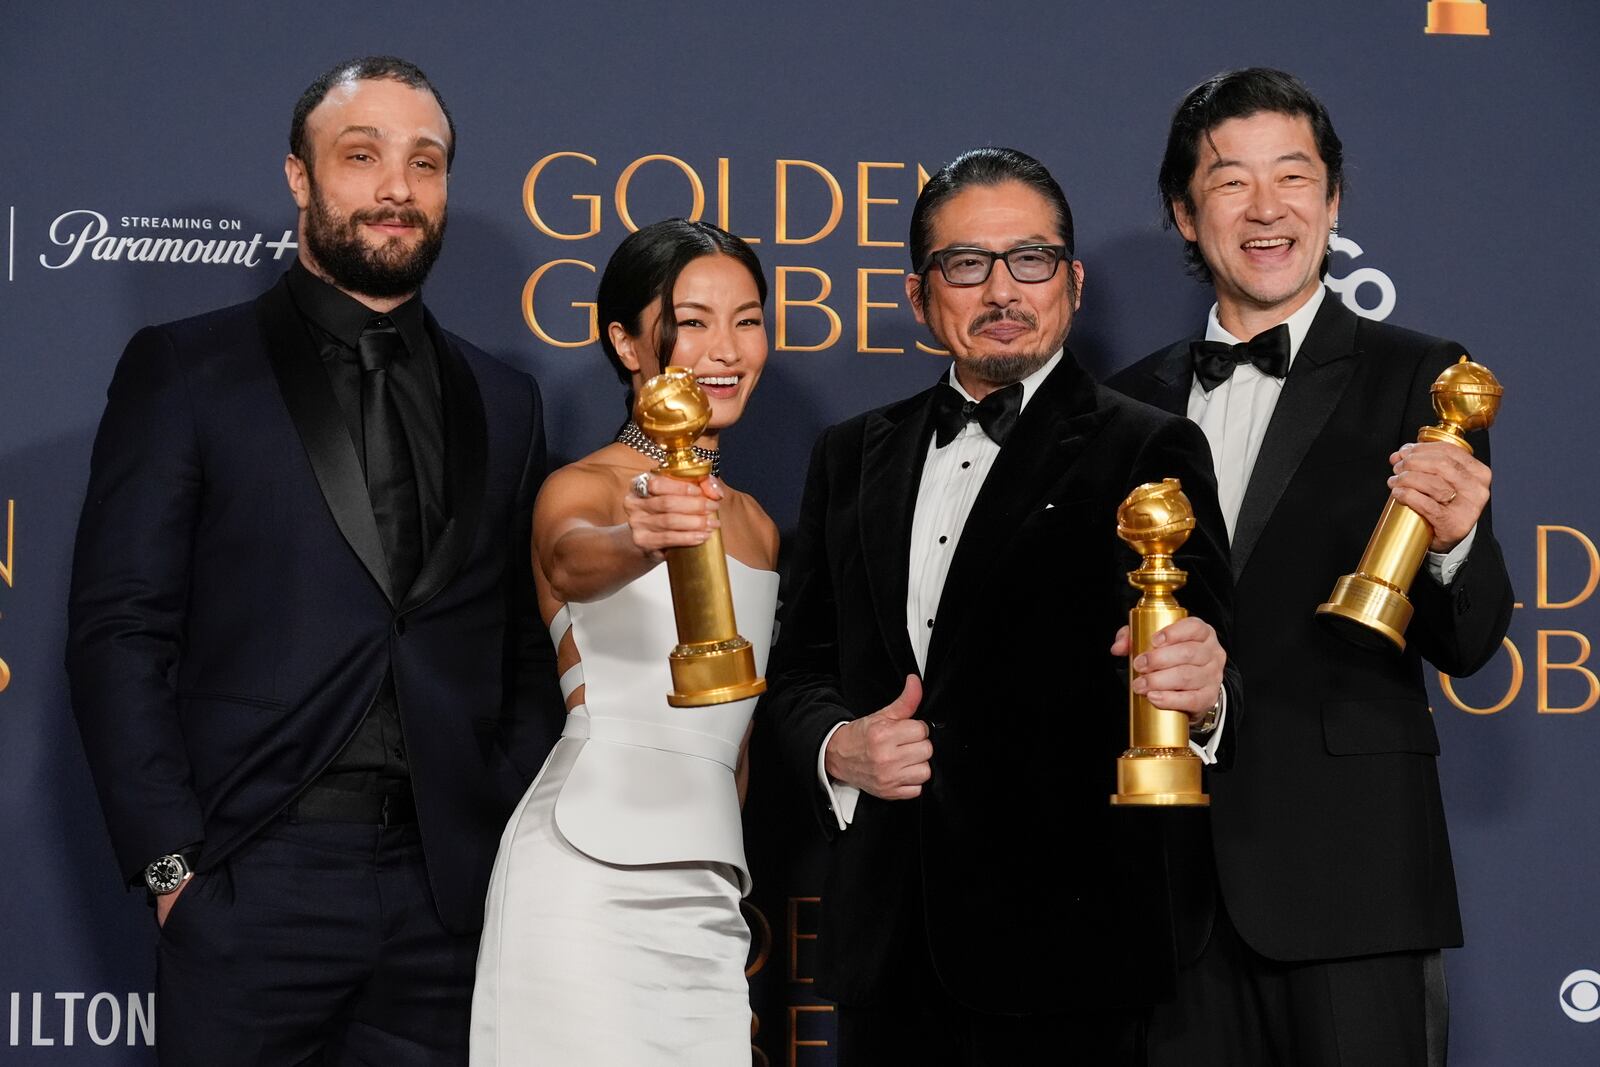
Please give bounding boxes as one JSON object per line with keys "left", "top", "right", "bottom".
{"left": 1387, "top": 441, "right": 1490, "bottom": 553}
{"left": 1109, "top": 617, "right": 1225, "bottom": 725}
{"left": 823, "top": 675, "right": 930, "bottom": 800}
{"left": 154, "top": 877, "right": 191, "bottom": 928}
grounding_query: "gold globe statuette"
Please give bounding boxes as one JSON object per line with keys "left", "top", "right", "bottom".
{"left": 1111, "top": 479, "right": 1208, "bottom": 807}
{"left": 634, "top": 366, "right": 766, "bottom": 707}
{"left": 1317, "top": 356, "right": 1504, "bottom": 652}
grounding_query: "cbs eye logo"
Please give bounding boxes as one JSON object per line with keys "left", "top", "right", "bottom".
{"left": 1559, "top": 969, "right": 1600, "bottom": 1023}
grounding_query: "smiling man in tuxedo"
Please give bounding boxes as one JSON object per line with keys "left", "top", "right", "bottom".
{"left": 66, "top": 56, "right": 561, "bottom": 1065}
{"left": 1109, "top": 68, "right": 1514, "bottom": 1066}
{"left": 763, "top": 146, "right": 1240, "bottom": 1065}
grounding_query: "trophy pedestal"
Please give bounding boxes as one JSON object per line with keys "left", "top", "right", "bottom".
{"left": 1112, "top": 748, "right": 1209, "bottom": 807}
{"left": 1317, "top": 573, "right": 1414, "bottom": 652}
{"left": 667, "top": 640, "right": 766, "bottom": 708}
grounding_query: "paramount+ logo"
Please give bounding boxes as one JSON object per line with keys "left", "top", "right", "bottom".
{"left": 1558, "top": 969, "right": 1600, "bottom": 1024}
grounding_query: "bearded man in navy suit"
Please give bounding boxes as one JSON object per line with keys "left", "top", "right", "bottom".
{"left": 66, "top": 56, "right": 561, "bottom": 1066}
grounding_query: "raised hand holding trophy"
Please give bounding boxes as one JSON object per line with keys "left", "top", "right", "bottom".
{"left": 1111, "top": 479, "right": 1208, "bottom": 807}
{"left": 635, "top": 366, "right": 766, "bottom": 707}
{"left": 1317, "top": 356, "right": 1503, "bottom": 651}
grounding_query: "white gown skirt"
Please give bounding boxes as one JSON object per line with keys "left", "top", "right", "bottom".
{"left": 470, "top": 738, "right": 752, "bottom": 1066}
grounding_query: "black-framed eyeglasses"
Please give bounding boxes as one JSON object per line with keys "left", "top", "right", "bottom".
{"left": 919, "top": 244, "right": 1070, "bottom": 286}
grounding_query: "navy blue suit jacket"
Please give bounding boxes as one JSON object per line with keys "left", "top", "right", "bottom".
{"left": 66, "top": 275, "right": 562, "bottom": 934}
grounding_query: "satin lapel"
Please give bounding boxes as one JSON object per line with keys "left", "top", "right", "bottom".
{"left": 1229, "top": 298, "right": 1360, "bottom": 581}
{"left": 925, "top": 356, "right": 1108, "bottom": 677}
{"left": 1142, "top": 340, "right": 1196, "bottom": 416}
{"left": 258, "top": 279, "right": 394, "bottom": 604}
{"left": 401, "top": 315, "right": 487, "bottom": 613}
{"left": 858, "top": 388, "right": 937, "bottom": 679}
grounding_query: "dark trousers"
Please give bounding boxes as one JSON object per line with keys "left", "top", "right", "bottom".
{"left": 1145, "top": 903, "right": 1448, "bottom": 1067}
{"left": 834, "top": 932, "right": 1146, "bottom": 1067}
{"left": 155, "top": 820, "right": 479, "bottom": 1067}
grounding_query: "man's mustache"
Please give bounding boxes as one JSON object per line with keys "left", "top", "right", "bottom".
{"left": 350, "top": 207, "right": 430, "bottom": 228}
{"left": 967, "top": 308, "right": 1037, "bottom": 335}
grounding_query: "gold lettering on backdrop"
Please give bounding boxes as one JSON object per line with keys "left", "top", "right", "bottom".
{"left": 0, "top": 499, "right": 12, "bottom": 693}
{"left": 856, "top": 162, "right": 905, "bottom": 248}
{"left": 521, "top": 260, "right": 598, "bottom": 348}
{"left": 787, "top": 896, "right": 820, "bottom": 984}
{"left": 615, "top": 155, "right": 706, "bottom": 233}
{"left": 716, "top": 158, "right": 760, "bottom": 244}
{"left": 774, "top": 161, "right": 844, "bottom": 245}
{"left": 1536, "top": 525, "right": 1600, "bottom": 609}
{"left": 523, "top": 152, "right": 601, "bottom": 240}
{"left": 916, "top": 163, "right": 933, "bottom": 193}
{"left": 744, "top": 901, "right": 773, "bottom": 978}
{"left": 775, "top": 268, "right": 842, "bottom": 352}
{"left": 1537, "top": 630, "right": 1600, "bottom": 714}
{"left": 787, "top": 1004, "right": 833, "bottom": 1066}
{"left": 856, "top": 268, "right": 905, "bottom": 354}
{"left": 1439, "top": 637, "right": 1523, "bottom": 714}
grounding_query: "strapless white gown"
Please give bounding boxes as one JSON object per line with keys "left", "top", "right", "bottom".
{"left": 470, "top": 558, "right": 779, "bottom": 1066}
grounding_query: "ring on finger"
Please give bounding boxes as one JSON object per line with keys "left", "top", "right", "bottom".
{"left": 631, "top": 471, "right": 653, "bottom": 499}
{"left": 1443, "top": 489, "right": 1458, "bottom": 506}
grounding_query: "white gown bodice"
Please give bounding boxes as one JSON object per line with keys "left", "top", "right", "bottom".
{"left": 546, "top": 556, "right": 779, "bottom": 893}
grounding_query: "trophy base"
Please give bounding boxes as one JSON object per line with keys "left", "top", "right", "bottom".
{"left": 667, "top": 639, "right": 766, "bottom": 707}
{"left": 1111, "top": 748, "right": 1209, "bottom": 807}
{"left": 1426, "top": 1, "right": 1489, "bottom": 35}
{"left": 1316, "top": 573, "right": 1413, "bottom": 653}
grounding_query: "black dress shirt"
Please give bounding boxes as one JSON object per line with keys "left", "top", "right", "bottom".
{"left": 285, "top": 261, "right": 446, "bottom": 797}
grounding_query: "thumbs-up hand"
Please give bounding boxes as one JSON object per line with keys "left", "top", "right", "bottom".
{"left": 823, "top": 675, "right": 932, "bottom": 801}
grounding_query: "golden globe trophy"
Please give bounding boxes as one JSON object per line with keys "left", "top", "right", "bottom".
{"left": 1111, "top": 479, "right": 1209, "bottom": 807}
{"left": 1317, "top": 356, "right": 1504, "bottom": 652}
{"left": 635, "top": 366, "right": 766, "bottom": 707}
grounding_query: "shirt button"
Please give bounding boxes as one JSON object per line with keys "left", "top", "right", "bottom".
{"left": 961, "top": 461, "right": 972, "bottom": 469}
{"left": 926, "top": 619, "right": 934, "bottom": 629}
{"left": 938, "top": 535, "right": 948, "bottom": 544}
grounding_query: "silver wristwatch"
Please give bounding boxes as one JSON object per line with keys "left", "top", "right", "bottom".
{"left": 143, "top": 853, "right": 194, "bottom": 896}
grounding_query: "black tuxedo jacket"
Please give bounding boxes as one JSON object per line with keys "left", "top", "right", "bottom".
{"left": 66, "top": 275, "right": 563, "bottom": 935}
{"left": 1108, "top": 296, "right": 1514, "bottom": 962}
{"left": 762, "top": 352, "right": 1238, "bottom": 1014}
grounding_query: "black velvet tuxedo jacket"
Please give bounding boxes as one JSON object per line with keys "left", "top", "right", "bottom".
{"left": 1108, "top": 296, "right": 1514, "bottom": 962}
{"left": 66, "top": 275, "right": 562, "bottom": 935}
{"left": 762, "top": 352, "right": 1238, "bottom": 1014}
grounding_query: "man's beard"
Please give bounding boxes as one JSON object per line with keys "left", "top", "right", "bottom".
{"left": 302, "top": 178, "right": 446, "bottom": 299}
{"left": 952, "top": 307, "right": 1063, "bottom": 386}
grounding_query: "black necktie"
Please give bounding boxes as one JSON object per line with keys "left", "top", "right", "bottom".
{"left": 932, "top": 381, "right": 1023, "bottom": 448}
{"left": 358, "top": 319, "right": 423, "bottom": 599}
{"left": 1189, "top": 322, "right": 1292, "bottom": 393}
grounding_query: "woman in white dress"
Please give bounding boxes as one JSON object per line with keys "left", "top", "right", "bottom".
{"left": 471, "top": 219, "right": 779, "bottom": 1066}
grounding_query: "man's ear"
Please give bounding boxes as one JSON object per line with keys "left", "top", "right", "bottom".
{"left": 904, "top": 271, "right": 927, "bottom": 326}
{"left": 1172, "top": 197, "right": 1199, "bottom": 244}
{"left": 285, "top": 154, "right": 311, "bottom": 211}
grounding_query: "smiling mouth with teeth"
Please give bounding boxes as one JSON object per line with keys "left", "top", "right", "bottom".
{"left": 696, "top": 375, "right": 739, "bottom": 387}
{"left": 1243, "top": 237, "right": 1294, "bottom": 249}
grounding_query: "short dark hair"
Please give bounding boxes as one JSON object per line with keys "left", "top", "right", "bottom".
{"left": 596, "top": 219, "right": 768, "bottom": 402}
{"left": 290, "top": 56, "right": 456, "bottom": 172}
{"left": 1158, "top": 67, "right": 1344, "bottom": 281}
{"left": 908, "top": 147, "right": 1076, "bottom": 309}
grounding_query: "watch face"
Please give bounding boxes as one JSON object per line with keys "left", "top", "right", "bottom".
{"left": 145, "top": 855, "right": 188, "bottom": 895}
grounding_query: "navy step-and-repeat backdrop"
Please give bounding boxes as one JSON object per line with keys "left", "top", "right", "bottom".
{"left": 3, "top": 2, "right": 1597, "bottom": 1062}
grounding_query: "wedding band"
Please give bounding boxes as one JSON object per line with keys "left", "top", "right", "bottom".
{"left": 631, "top": 472, "right": 653, "bottom": 499}
{"left": 1443, "top": 490, "right": 1458, "bottom": 506}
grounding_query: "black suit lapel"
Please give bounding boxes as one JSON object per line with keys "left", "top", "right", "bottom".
{"left": 858, "top": 388, "right": 937, "bottom": 679}
{"left": 400, "top": 313, "right": 487, "bottom": 614}
{"left": 1140, "top": 340, "right": 1195, "bottom": 416}
{"left": 258, "top": 279, "right": 394, "bottom": 604}
{"left": 926, "top": 355, "right": 1109, "bottom": 676}
{"left": 1230, "top": 297, "right": 1360, "bottom": 581}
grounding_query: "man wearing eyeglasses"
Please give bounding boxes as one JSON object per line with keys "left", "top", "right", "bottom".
{"left": 763, "top": 146, "right": 1239, "bottom": 1064}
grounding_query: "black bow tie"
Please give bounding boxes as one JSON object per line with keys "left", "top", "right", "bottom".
{"left": 1189, "top": 322, "right": 1292, "bottom": 393}
{"left": 932, "top": 381, "right": 1022, "bottom": 448}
